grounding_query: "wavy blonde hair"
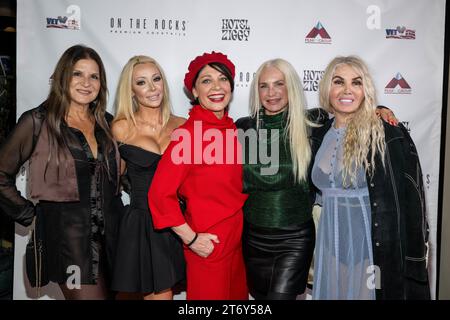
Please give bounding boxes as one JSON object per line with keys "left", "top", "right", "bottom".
{"left": 319, "top": 56, "right": 385, "bottom": 186}
{"left": 113, "top": 55, "right": 172, "bottom": 134}
{"left": 249, "top": 59, "right": 313, "bottom": 183}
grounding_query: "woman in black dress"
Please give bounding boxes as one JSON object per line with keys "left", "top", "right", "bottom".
{"left": 111, "top": 55, "right": 185, "bottom": 300}
{"left": 0, "top": 45, "right": 124, "bottom": 299}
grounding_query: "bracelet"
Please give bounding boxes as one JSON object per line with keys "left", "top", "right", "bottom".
{"left": 187, "top": 233, "right": 198, "bottom": 247}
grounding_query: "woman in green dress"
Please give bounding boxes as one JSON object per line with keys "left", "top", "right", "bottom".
{"left": 235, "top": 59, "right": 321, "bottom": 300}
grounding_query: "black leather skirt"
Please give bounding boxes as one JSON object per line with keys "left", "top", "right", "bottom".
{"left": 242, "top": 219, "right": 315, "bottom": 298}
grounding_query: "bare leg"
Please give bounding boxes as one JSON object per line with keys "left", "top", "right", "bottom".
{"left": 115, "top": 289, "right": 173, "bottom": 300}
{"left": 143, "top": 288, "right": 173, "bottom": 300}
{"left": 59, "top": 271, "right": 109, "bottom": 300}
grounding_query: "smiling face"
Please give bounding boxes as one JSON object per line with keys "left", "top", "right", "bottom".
{"left": 69, "top": 58, "right": 101, "bottom": 108}
{"left": 258, "top": 66, "right": 289, "bottom": 116}
{"left": 192, "top": 65, "right": 232, "bottom": 119}
{"left": 329, "top": 64, "right": 365, "bottom": 127}
{"left": 132, "top": 62, "right": 164, "bottom": 109}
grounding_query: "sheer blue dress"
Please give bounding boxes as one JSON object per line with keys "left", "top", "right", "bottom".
{"left": 311, "top": 123, "right": 376, "bottom": 300}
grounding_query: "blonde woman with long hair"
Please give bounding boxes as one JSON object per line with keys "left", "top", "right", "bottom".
{"left": 235, "top": 59, "right": 326, "bottom": 300}
{"left": 111, "top": 55, "right": 186, "bottom": 300}
{"left": 311, "top": 56, "right": 430, "bottom": 299}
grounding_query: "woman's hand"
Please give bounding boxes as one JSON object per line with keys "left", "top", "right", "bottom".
{"left": 376, "top": 106, "right": 399, "bottom": 126}
{"left": 172, "top": 223, "right": 220, "bottom": 258}
{"left": 189, "top": 233, "right": 220, "bottom": 258}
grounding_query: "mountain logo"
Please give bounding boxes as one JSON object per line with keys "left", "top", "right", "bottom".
{"left": 305, "top": 22, "right": 331, "bottom": 44}
{"left": 385, "top": 73, "right": 412, "bottom": 94}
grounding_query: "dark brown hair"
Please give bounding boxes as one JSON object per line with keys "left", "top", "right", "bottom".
{"left": 45, "top": 45, "right": 113, "bottom": 172}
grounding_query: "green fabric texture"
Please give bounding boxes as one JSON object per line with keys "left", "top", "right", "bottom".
{"left": 242, "top": 111, "right": 312, "bottom": 228}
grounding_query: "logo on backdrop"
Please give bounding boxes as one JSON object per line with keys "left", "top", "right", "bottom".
{"left": 303, "top": 69, "right": 324, "bottom": 92}
{"left": 235, "top": 70, "right": 256, "bottom": 88}
{"left": 385, "top": 26, "right": 416, "bottom": 39}
{"left": 424, "top": 173, "right": 431, "bottom": 190}
{"left": 384, "top": 73, "right": 412, "bottom": 94}
{"left": 109, "top": 17, "right": 187, "bottom": 36}
{"left": 46, "top": 5, "right": 81, "bottom": 30}
{"left": 400, "top": 121, "right": 411, "bottom": 133}
{"left": 221, "top": 19, "right": 250, "bottom": 41}
{"left": 305, "top": 22, "right": 331, "bottom": 44}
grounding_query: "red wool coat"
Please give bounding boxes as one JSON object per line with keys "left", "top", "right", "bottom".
{"left": 149, "top": 105, "right": 248, "bottom": 232}
{"left": 148, "top": 105, "right": 249, "bottom": 300}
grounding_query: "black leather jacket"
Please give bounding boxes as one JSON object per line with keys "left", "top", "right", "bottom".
{"left": 310, "top": 119, "right": 430, "bottom": 299}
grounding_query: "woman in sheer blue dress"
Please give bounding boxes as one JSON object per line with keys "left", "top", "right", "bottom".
{"left": 311, "top": 56, "right": 430, "bottom": 300}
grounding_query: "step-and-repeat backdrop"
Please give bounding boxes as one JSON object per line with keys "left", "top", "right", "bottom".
{"left": 14, "top": 0, "right": 446, "bottom": 299}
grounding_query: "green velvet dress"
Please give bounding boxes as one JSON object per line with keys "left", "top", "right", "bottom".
{"left": 242, "top": 111, "right": 312, "bottom": 228}
{"left": 239, "top": 110, "right": 316, "bottom": 299}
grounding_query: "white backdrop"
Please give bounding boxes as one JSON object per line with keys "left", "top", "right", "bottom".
{"left": 14, "top": 0, "right": 446, "bottom": 299}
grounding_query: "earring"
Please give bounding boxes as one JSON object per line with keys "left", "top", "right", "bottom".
{"left": 132, "top": 96, "right": 138, "bottom": 110}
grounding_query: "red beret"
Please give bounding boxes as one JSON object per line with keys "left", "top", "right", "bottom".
{"left": 184, "top": 51, "right": 235, "bottom": 92}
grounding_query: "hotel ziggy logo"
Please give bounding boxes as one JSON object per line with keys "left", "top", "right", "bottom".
{"left": 305, "top": 22, "right": 331, "bottom": 44}
{"left": 303, "top": 69, "right": 324, "bottom": 92}
{"left": 221, "top": 19, "right": 250, "bottom": 41}
{"left": 384, "top": 73, "right": 412, "bottom": 94}
{"left": 385, "top": 26, "right": 416, "bottom": 39}
{"left": 46, "top": 5, "right": 81, "bottom": 30}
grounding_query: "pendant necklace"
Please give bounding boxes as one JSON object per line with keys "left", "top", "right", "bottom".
{"left": 139, "top": 119, "right": 159, "bottom": 132}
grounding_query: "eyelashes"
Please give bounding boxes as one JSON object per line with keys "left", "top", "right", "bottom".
{"left": 135, "top": 75, "right": 162, "bottom": 86}
{"left": 258, "top": 81, "right": 285, "bottom": 89}
{"left": 72, "top": 71, "right": 99, "bottom": 80}
{"left": 332, "top": 79, "right": 362, "bottom": 86}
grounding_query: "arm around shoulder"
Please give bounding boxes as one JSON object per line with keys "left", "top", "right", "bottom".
{"left": 306, "top": 108, "right": 329, "bottom": 125}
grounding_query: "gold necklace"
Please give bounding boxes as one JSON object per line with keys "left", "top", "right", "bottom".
{"left": 138, "top": 118, "right": 160, "bottom": 132}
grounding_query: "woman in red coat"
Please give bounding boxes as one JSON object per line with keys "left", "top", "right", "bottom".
{"left": 148, "top": 51, "right": 248, "bottom": 300}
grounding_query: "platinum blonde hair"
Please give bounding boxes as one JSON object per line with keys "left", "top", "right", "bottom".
{"left": 319, "top": 55, "right": 385, "bottom": 186}
{"left": 113, "top": 55, "right": 172, "bottom": 133}
{"left": 249, "top": 59, "right": 313, "bottom": 183}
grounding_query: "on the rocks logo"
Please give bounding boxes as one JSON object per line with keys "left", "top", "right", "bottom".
{"left": 386, "top": 26, "right": 415, "bottom": 39}
{"left": 303, "top": 69, "right": 324, "bottom": 92}
{"left": 305, "top": 22, "right": 331, "bottom": 44}
{"left": 235, "top": 70, "right": 256, "bottom": 88}
{"left": 109, "top": 17, "right": 187, "bottom": 36}
{"left": 384, "top": 73, "right": 412, "bottom": 94}
{"left": 222, "top": 19, "right": 250, "bottom": 41}
{"left": 46, "top": 5, "right": 81, "bottom": 30}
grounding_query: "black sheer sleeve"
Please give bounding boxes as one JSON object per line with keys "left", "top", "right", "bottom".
{"left": 0, "top": 110, "right": 39, "bottom": 226}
